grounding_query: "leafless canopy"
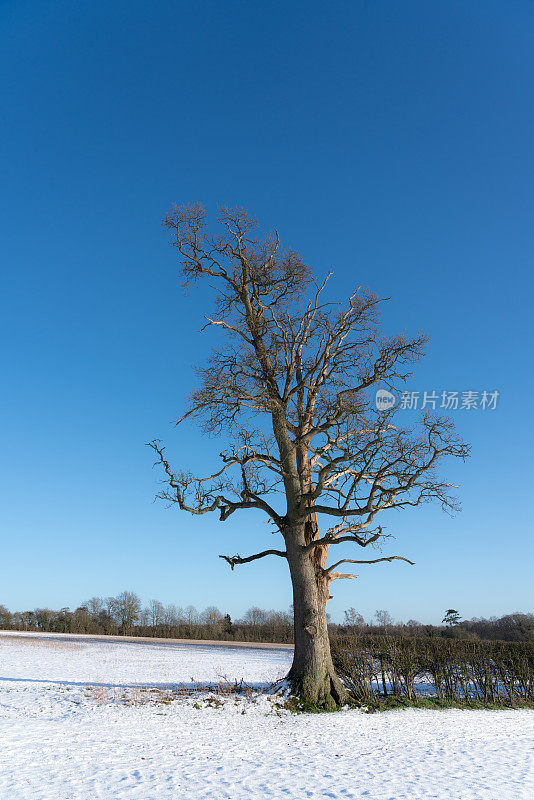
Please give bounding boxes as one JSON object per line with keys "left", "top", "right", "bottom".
{"left": 149, "top": 204, "right": 469, "bottom": 583}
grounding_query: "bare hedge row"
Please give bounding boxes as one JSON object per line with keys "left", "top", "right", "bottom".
{"left": 331, "top": 635, "right": 534, "bottom": 704}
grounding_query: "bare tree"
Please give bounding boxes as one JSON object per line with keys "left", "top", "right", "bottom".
{"left": 146, "top": 599, "right": 165, "bottom": 627}
{"left": 104, "top": 596, "right": 117, "bottom": 621}
{"left": 113, "top": 591, "right": 141, "bottom": 632}
{"left": 375, "top": 609, "right": 394, "bottom": 630}
{"left": 242, "top": 606, "right": 270, "bottom": 627}
{"left": 148, "top": 204, "right": 469, "bottom": 707}
{"left": 343, "top": 607, "right": 365, "bottom": 628}
{"left": 183, "top": 605, "right": 199, "bottom": 626}
{"left": 85, "top": 597, "right": 104, "bottom": 618}
{"left": 163, "top": 603, "right": 182, "bottom": 627}
{"left": 0, "top": 604, "right": 12, "bottom": 629}
{"left": 202, "top": 605, "right": 224, "bottom": 626}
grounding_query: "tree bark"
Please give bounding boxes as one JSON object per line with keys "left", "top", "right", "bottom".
{"left": 284, "top": 533, "right": 349, "bottom": 708}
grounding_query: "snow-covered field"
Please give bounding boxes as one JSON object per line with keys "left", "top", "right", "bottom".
{"left": 0, "top": 632, "right": 532, "bottom": 800}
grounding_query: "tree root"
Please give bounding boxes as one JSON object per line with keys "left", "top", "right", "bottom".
{"left": 275, "top": 668, "right": 353, "bottom": 711}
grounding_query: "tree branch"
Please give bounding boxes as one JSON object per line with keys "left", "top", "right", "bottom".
{"left": 219, "top": 549, "right": 287, "bottom": 570}
{"left": 301, "top": 529, "right": 383, "bottom": 553}
{"left": 325, "top": 556, "right": 414, "bottom": 573}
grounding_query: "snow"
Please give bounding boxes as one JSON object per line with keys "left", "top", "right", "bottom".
{"left": 1, "top": 633, "right": 533, "bottom": 799}
{"left": 0, "top": 631, "right": 291, "bottom": 687}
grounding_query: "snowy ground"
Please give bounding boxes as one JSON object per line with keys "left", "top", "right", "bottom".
{"left": 1, "top": 632, "right": 533, "bottom": 800}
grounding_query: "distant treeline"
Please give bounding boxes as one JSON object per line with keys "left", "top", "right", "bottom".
{"left": 1, "top": 594, "right": 532, "bottom": 643}
{"left": 0, "top": 593, "right": 294, "bottom": 643}
{"left": 341, "top": 608, "right": 534, "bottom": 643}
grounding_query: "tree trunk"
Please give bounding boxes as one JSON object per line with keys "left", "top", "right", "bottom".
{"left": 285, "top": 538, "right": 349, "bottom": 709}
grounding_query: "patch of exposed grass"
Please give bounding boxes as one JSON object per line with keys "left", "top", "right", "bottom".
{"left": 278, "top": 692, "right": 534, "bottom": 715}
{"left": 366, "top": 695, "right": 534, "bottom": 713}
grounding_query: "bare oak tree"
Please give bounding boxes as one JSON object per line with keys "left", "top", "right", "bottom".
{"left": 113, "top": 591, "right": 141, "bottom": 633}
{"left": 148, "top": 204, "right": 469, "bottom": 708}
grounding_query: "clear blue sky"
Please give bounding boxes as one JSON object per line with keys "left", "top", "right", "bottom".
{"left": 1, "top": 0, "right": 532, "bottom": 624}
